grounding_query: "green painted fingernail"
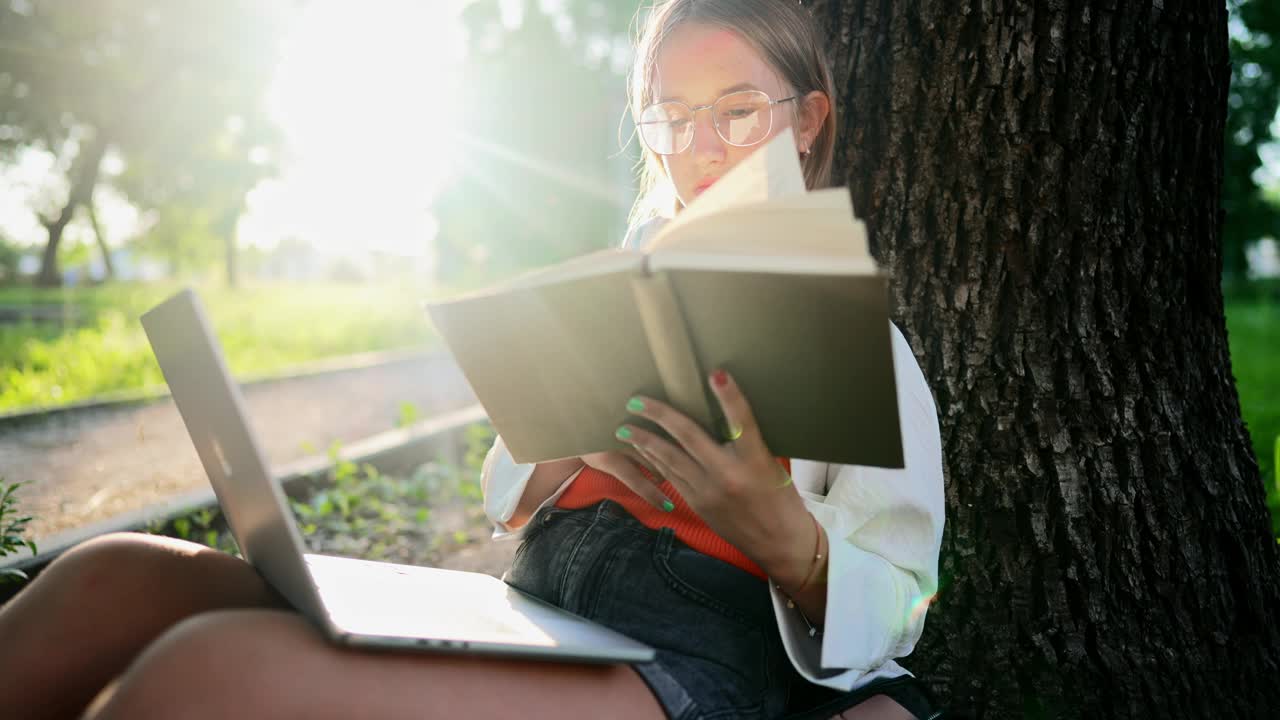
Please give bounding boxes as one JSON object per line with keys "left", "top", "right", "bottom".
{"left": 615, "top": 426, "right": 632, "bottom": 440}
{"left": 626, "top": 397, "right": 645, "bottom": 413}
{"left": 662, "top": 500, "right": 675, "bottom": 512}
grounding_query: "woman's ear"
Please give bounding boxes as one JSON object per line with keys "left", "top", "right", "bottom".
{"left": 799, "top": 90, "right": 830, "bottom": 150}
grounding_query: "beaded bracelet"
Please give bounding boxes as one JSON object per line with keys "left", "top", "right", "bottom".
{"left": 776, "top": 513, "right": 826, "bottom": 637}
{"left": 795, "top": 512, "right": 826, "bottom": 594}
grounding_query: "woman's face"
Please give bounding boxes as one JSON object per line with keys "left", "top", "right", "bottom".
{"left": 651, "top": 23, "right": 816, "bottom": 208}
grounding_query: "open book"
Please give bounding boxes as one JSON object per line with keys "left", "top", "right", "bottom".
{"left": 426, "top": 129, "right": 903, "bottom": 468}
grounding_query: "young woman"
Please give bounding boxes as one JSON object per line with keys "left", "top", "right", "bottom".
{"left": 0, "top": 2, "right": 944, "bottom": 718}
{"left": 483, "top": 2, "right": 944, "bottom": 718}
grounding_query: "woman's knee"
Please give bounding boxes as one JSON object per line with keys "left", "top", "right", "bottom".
{"left": 49, "top": 532, "right": 280, "bottom": 608}
{"left": 43, "top": 532, "right": 180, "bottom": 596}
{"left": 52, "top": 532, "right": 204, "bottom": 581}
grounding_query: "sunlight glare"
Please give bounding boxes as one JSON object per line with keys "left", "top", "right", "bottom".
{"left": 239, "top": 0, "right": 466, "bottom": 266}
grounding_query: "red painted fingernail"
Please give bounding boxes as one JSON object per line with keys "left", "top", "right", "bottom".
{"left": 712, "top": 369, "right": 728, "bottom": 388}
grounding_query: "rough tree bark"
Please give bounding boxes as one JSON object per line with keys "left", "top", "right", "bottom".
{"left": 807, "top": 0, "right": 1280, "bottom": 717}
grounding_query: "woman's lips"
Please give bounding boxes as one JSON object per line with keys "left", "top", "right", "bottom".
{"left": 694, "top": 177, "right": 719, "bottom": 194}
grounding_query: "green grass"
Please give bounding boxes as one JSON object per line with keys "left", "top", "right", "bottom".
{"left": 0, "top": 281, "right": 439, "bottom": 412}
{"left": 1224, "top": 298, "right": 1280, "bottom": 537}
{"left": 147, "top": 425, "right": 496, "bottom": 567}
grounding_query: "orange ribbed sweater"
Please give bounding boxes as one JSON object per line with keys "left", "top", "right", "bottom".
{"left": 554, "top": 457, "right": 792, "bottom": 580}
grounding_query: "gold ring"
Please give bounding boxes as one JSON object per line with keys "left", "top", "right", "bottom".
{"left": 725, "top": 423, "right": 743, "bottom": 441}
{"left": 775, "top": 470, "right": 793, "bottom": 489}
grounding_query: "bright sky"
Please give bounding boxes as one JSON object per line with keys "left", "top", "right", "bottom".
{"left": 1, "top": 4, "right": 1277, "bottom": 267}
{"left": 239, "top": 0, "right": 467, "bottom": 260}
{"left": 0, "top": 0, "right": 468, "bottom": 265}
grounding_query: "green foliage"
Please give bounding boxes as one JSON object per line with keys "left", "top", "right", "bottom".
{"left": 1225, "top": 299, "right": 1280, "bottom": 537}
{"left": 459, "top": 422, "right": 496, "bottom": 503}
{"left": 151, "top": 430, "right": 493, "bottom": 561}
{"left": 153, "top": 506, "right": 240, "bottom": 556}
{"left": 0, "top": 0, "right": 284, "bottom": 284}
{"left": 432, "top": 0, "right": 637, "bottom": 284}
{"left": 283, "top": 425, "right": 495, "bottom": 561}
{"left": 285, "top": 439, "right": 472, "bottom": 562}
{"left": 137, "top": 416, "right": 502, "bottom": 569}
{"left": 131, "top": 205, "right": 229, "bottom": 277}
{"left": 0, "top": 235, "right": 20, "bottom": 283}
{"left": 395, "top": 401, "right": 422, "bottom": 429}
{"left": 0, "top": 479, "right": 38, "bottom": 584}
{"left": 1224, "top": 0, "right": 1280, "bottom": 280}
{"left": 0, "top": 282, "right": 436, "bottom": 412}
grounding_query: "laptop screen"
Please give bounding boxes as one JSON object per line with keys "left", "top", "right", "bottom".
{"left": 141, "top": 288, "right": 325, "bottom": 617}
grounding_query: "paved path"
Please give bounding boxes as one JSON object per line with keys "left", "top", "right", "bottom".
{"left": 0, "top": 352, "right": 480, "bottom": 541}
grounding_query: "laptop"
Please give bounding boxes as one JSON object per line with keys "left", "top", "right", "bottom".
{"left": 140, "top": 287, "right": 655, "bottom": 664}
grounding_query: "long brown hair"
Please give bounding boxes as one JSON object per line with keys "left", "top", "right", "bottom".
{"left": 626, "top": 0, "right": 837, "bottom": 228}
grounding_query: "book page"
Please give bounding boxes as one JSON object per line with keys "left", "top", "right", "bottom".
{"left": 647, "top": 251, "right": 877, "bottom": 276}
{"left": 648, "top": 188, "right": 868, "bottom": 261}
{"left": 651, "top": 127, "right": 806, "bottom": 245}
{"left": 436, "top": 248, "right": 643, "bottom": 301}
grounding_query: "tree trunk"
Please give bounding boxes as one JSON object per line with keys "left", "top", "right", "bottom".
{"left": 87, "top": 200, "right": 115, "bottom": 281}
{"left": 218, "top": 208, "right": 239, "bottom": 289}
{"left": 36, "top": 134, "right": 109, "bottom": 287}
{"left": 807, "top": 0, "right": 1280, "bottom": 716}
{"left": 35, "top": 215, "right": 67, "bottom": 288}
{"left": 226, "top": 233, "right": 237, "bottom": 288}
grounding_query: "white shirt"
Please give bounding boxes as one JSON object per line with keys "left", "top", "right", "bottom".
{"left": 479, "top": 218, "right": 945, "bottom": 692}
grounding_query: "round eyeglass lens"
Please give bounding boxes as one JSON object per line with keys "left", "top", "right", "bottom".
{"left": 639, "top": 102, "right": 694, "bottom": 155}
{"left": 714, "top": 90, "right": 772, "bottom": 146}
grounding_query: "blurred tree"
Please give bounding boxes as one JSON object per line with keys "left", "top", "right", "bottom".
{"left": 431, "top": 0, "right": 638, "bottom": 284}
{"left": 1224, "top": 0, "right": 1280, "bottom": 281}
{"left": 0, "top": 232, "right": 18, "bottom": 283}
{"left": 131, "top": 204, "right": 225, "bottom": 278}
{"left": 0, "top": 0, "right": 282, "bottom": 286}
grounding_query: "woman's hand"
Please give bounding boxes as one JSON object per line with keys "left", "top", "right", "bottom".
{"left": 613, "top": 368, "right": 816, "bottom": 586}
{"left": 580, "top": 449, "right": 675, "bottom": 513}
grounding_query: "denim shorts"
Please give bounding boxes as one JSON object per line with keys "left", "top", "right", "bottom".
{"left": 502, "top": 498, "right": 793, "bottom": 720}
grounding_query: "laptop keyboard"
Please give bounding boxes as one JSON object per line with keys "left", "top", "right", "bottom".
{"left": 303, "top": 554, "right": 559, "bottom": 645}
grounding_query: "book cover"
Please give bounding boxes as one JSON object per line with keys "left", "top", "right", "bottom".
{"left": 426, "top": 130, "right": 903, "bottom": 468}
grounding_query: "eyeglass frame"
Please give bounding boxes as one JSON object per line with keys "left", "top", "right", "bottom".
{"left": 637, "top": 90, "right": 801, "bottom": 156}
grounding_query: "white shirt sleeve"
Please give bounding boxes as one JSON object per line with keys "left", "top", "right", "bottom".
{"left": 767, "top": 323, "right": 946, "bottom": 691}
{"left": 480, "top": 434, "right": 583, "bottom": 542}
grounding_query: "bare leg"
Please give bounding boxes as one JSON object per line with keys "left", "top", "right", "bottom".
{"left": 0, "top": 532, "right": 286, "bottom": 720}
{"left": 833, "top": 695, "right": 920, "bottom": 719}
{"left": 90, "top": 609, "right": 666, "bottom": 720}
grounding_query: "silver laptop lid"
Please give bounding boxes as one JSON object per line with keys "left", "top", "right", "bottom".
{"left": 141, "top": 288, "right": 326, "bottom": 620}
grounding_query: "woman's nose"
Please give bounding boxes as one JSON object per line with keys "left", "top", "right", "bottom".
{"left": 690, "top": 112, "right": 726, "bottom": 162}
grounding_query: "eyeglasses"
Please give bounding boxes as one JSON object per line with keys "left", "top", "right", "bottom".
{"left": 638, "top": 90, "right": 798, "bottom": 156}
